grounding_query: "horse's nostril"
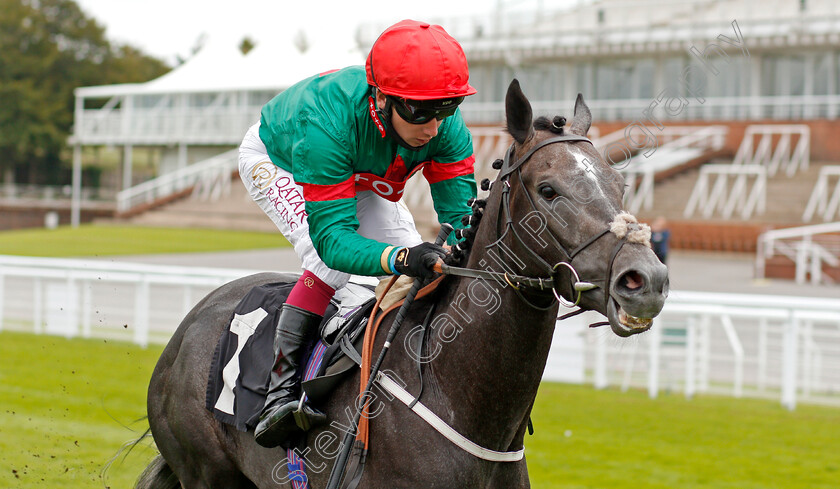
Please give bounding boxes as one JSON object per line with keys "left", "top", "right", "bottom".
{"left": 620, "top": 271, "right": 645, "bottom": 291}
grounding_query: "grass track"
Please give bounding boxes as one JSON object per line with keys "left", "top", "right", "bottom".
{"left": 2, "top": 331, "right": 838, "bottom": 488}
{"left": 0, "top": 224, "right": 288, "bottom": 257}
{"left": 0, "top": 332, "right": 162, "bottom": 488}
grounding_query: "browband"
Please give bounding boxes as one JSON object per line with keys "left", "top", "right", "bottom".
{"left": 498, "top": 134, "right": 593, "bottom": 180}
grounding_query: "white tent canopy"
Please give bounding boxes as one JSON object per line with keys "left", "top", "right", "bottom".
{"left": 75, "top": 34, "right": 365, "bottom": 98}
{"left": 140, "top": 38, "right": 248, "bottom": 94}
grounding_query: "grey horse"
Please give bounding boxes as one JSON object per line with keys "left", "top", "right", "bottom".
{"left": 137, "top": 79, "right": 668, "bottom": 489}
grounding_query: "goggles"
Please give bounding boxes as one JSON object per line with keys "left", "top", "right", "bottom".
{"left": 387, "top": 95, "right": 465, "bottom": 124}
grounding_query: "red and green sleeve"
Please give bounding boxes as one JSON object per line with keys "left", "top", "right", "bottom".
{"left": 423, "top": 114, "right": 477, "bottom": 245}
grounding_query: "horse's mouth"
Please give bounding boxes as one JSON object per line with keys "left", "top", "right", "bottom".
{"left": 606, "top": 296, "right": 653, "bottom": 337}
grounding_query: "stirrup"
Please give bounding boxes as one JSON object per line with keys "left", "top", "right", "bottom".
{"left": 292, "top": 395, "right": 327, "bottom": 431}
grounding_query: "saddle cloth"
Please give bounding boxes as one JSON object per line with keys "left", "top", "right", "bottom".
{"left": 205, "top": 279, "right": 376, "bottom": 432}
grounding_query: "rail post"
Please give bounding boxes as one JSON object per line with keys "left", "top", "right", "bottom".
{"left": 781, "top": 312, "right": 799, "bottom": 411}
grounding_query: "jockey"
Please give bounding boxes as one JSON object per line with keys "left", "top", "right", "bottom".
{"left": 238, "top": 19, "right": 477, "bottom": 448}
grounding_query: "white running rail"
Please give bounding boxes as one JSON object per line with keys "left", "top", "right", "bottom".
{"left": 732, "top": 125, "right": 810, "bottom": 177}
{"left": 0, "top": 255, "right": 255, "bottom": 347}
{"left": 116, "top": 148, "right": 239, "bottom": 213}
{"left": 755, "top": 221, "right": 840, "bottom": 285}
{"left": 803, "top": 166, "right": 840, "bottom": 222}
{"left": 587, "top": 290, "right": 840, "bottom": 410}
{"left": 683, "top": 164, "right": 767, "bottom": 220}
{"left": 4, "top": 256, "right": 839, "bottom": 409}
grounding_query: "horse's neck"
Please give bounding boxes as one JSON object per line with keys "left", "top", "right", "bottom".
{"left": 428, "top": 277, "right": 555, "bottom": 450}
{"left": 425, "top": 186, "right": 558, "bottom": 450}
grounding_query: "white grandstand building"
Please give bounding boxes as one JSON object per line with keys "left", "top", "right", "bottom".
{"left": 392, "top": 0, "right": 840, "bottom": 124}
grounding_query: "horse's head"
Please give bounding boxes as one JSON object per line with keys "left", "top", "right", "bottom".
{"left": 469, "top": 79, "right": 668, "bottom": 337}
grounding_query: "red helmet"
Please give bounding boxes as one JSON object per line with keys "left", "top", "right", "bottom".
{"left": 366, "top": 20, "right": 477, "bottom": 101}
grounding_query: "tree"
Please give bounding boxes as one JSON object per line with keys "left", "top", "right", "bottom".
{"left": 0, "top": 0, "right": 169, "bottom": 185}
{"left": 239, "top": 36, "right": 255, "bottom": 56}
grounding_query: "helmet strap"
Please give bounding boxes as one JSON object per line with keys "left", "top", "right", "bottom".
{"left": 372, "top": 88, "right": 426, "bottom": 152}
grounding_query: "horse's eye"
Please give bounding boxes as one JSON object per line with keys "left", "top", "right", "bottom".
{"left": 539, "top": 185, "right": 557, "bottom": 199}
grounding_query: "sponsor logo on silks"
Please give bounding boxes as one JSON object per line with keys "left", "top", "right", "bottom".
{"left": 354, "top": 172, "right": 413, "bottom": 201}
{"left": 302, "top": 157, "right": 476, "bottom": 202}
{"left": 250, "top": 161, "right": 279, "bottom": 190}
{"left": 355, "top": 156, "right": 476, "bottom": 202}
{"left": 368, "top": 97, "right": 387, "bottom": 138}
{"left": 266, "top": 176, "right": 308, "bottom": 232}
{"left": 304, "top": 277, "right": 315, "bottom": 288}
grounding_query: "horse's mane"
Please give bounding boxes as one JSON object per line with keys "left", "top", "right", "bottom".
{"left": 445, "top": 114, "right": 568, "bottom": 266}
{"left": 446, "top": 198, "right": 485, "bottom": 265}
{"left": 532, "top": 115, "right": 567, "bottom": 135}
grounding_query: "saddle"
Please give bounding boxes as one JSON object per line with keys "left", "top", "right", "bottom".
{"left": 205, "top": 279, "right": 378, "bottom": 432}
{"left": 206, "top": 274, "right": 430, "bottom": 431}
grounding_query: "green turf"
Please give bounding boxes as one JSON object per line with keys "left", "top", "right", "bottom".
{"left": 0, "top": 224, "right": 289, "bottom": 257}
{"left": 1, "top": 331, "right": 838, "bottom": 488}
{"left": 526, "top": 383, "right": 840, "bottom": 488}
{"left": 0, "top": 332, "right": 163, "bottom": 488}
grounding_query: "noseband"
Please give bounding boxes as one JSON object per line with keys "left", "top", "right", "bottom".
{"left": 441, "top": 133, "right": 629, "bottom": 315}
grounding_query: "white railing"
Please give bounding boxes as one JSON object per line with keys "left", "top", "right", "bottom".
{"left": 732, "top": 125, "right": 811, "bottom": 177}
{"left": 683, "top": 164, "right": 767, "bottom": 220}
{"left": 803, "top": 166, "right": 840, "bottom": 222}
{"left": 3, "top": 255, "right": 839, "bottom": 410}
{"left": 73, "top": 97, "right": 263, "bottom": 146}
{"left": 620, "top": 125, "right": 727, "bottom": 213}
{"left": 0, "top": 255, "right": 255, "bottom": 347}
{"left": 116, "top": 149, "right": 239, "bottom": 213}
{"left": 361, "top": 9, "right": 840, "bottom": 52}
{"left": 755, "top": 222, "right": 840, "bottom": 285}
{"left": 584, "top": 290, "right": 840, "bottom": 410}
{"left": 0, "top": 184, "right": 115, "bottom": 203}
{"left": 74, "top": 95, "right": 839, "bottom": 149}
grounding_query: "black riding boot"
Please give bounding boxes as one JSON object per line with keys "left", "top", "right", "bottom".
{"left": 254, "top": 304, "right": 326, "bottom": 448}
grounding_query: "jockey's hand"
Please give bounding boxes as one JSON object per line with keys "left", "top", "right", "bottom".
{"left": 393, "top": 242, "right": 447, "bottom": 279}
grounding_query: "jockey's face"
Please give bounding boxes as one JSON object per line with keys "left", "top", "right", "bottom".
{"left": 376, "top": 90, "right": 441, "bottom": 148}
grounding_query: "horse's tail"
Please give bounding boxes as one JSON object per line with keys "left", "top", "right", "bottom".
{"left": 135, "top": 454, "right": 181, "bottom": 489}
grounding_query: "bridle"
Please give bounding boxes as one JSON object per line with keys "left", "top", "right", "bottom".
{"left": 440, "top": 133, "right": 630, "bottom": 318}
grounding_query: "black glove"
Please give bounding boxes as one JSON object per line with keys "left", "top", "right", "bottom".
{"left": 393, "top": 242, "right": 447, "bottom": 278}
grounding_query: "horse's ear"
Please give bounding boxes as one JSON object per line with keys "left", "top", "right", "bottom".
{"left": 569, "top": 93, "right": 592, "bottom": 137}
{"left": 505, "top": 79, "right": 533, "bottom": 144}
